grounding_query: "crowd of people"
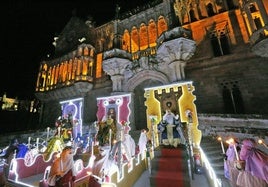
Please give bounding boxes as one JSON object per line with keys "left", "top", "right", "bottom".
{"left": 224, "top": 138, "right": 268, "bottom": 187}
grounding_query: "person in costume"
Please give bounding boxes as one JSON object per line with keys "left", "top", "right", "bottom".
{"left": 121, "top": 121, "right": 136, "bottom": 160}
{"left": 138, "top": 129, "right": 148, "bottom": 158}
{"left": 224, "top": 139, "right": 240, "bottom": 187}
{"left": 96, "top": 115, "right": 117, "bottom": 146}
{"left": 92, "top": 146, "right": 118, "bottom": 183}
{"left": 160, "top": 109, "right": 184, "bottom": 147}
{"left": 236, "top": 139, "right": 268, "bottom": 187}
{"left": 47, "top": 146, "right": 75, "bottom": 187}
{"left": 0, "top": 138, "right": 20, "bottom": 185}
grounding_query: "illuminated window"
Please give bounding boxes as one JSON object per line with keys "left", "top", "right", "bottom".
{"left": 88, "top": 60, "right": 93, "bottom": 77}
{"left": 67, "top": 59, "right": 73, "bottom": 81}
{"left": 78, "top": 47, "right": 83, "bottom": 56}
{"left": 46, "top": 67, "right": 52, "bottom": 88}
{"left": 139, "top": 23, "right": 149, "bottom": 51}
{"left": 90, "top": 48, "right": 94, "bottom": 57}
{"left": 40, "top": 64, "right": 47, "bottom": 88}
{"left": 51, "top": 66, "right": 56, "bottom": 85}
{"left": 55, "top": 65, "right": 59, "bottom": 84}
{"left": 157, "top": 16, "right": 168, "bottom": 36}
{"left": 76, "top": 59, "right": 82, "bottom": 77}
{"left": 82, "top": 58, "right": 89, "bottom": 76}
{"left": 148, "top": 20, "right": 157, "bottom": 47}
{"left": 131, "top": 27, "right": 139, "bottom": 53}
{"left": 122, "top": 30, "right": 131, "bottom": 52}
{"left": 96, "top": 53, "right": 103, "bottom": 78}
{"left": 72, "top": 58, "right": 77, "bottom": 80}
{"left": 62, "top": 62, "right": 68, "bottom": 82}
{"left": 84, "top": 47, "right": 89, "bottom": 56}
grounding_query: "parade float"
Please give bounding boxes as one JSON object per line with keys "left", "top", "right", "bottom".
{"left": 144, "top": 82, "right": 201, "bottom": 154}
{"left": 0, "top": 93, "right": 148, "bottom": 187}
{"left": 0, "top": 81, "right": 203, "bottom": 187}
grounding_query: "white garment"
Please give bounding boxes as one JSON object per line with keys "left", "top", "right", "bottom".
{"left": 93, "top": 147, "right": 119, "bottom": 178}
{"left": 163, "top": 112, "right": 175, "bottom": 125}
{"left": 138, "top": 131, "right": 147, "bottom": 157}
{"left": 123, "top": 134, "right": 136, "bottom": 158}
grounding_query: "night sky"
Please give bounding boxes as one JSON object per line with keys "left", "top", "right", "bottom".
{"left": 0, "top": 0, "right": 150, "bottom": 100}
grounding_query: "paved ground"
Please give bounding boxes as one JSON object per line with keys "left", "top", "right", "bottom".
{"left": 133, "top": 169, "right": 210, "bottom": 187}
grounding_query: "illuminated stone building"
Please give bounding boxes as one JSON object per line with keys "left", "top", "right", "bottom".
{"left": 35, "top": 0, "right": 268, "bottom": 129}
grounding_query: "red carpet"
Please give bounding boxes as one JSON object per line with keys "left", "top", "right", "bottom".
{"left": 150, "top": 146, "right": 190, "bottom": 187}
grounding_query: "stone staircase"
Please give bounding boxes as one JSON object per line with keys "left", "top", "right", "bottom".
{"left": 150, "top": 146, "right": 191, "bottom": 187}
{"left": 200, "top": 136, "right": 232, "bottom": 187}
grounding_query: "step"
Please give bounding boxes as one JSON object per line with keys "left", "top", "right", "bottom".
{"left": 209, "top": 155, "right": 224, "bottom": 161}
{"left": 150, "top": 170, "right": 191, "bottom": 187}
{"left": 205, "top": 149, "right": 223, "bottom": 156}
{"left": 202, "top": 144, "right": 221, "bottom": 151}
{"left": 151, "top": 157, "right": 188, "bottom": 172}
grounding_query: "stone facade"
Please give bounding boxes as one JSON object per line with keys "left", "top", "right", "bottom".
{"left": 35, "top": 0, "right": 268, "bottom": 129}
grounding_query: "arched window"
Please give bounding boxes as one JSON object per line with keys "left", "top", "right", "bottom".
{"left": 84, "top": 47, "right": 89, "bottom": 56}
{"left": 54, "top": 65, "right": 59, "bottom": 85}
{"left": 222, "top": 82, "right": 244, "bottom": 114}
{"left": 139, "top": 23, "right": 149, "bottom": 51}
{"left": 207, "top": 3, "right": 215, "bottom": 17}
{"left": 131, "top": 26, "right": 139, "bottom": 53}
{"left": 82, "top": 58, "right": 89, "bottom": 76}
{"left": 249, "top": 4, "right": 257, "bottom": 13}
{"left": 226, "top": 0, "right": 236, "bottom": 10}
{"left": 189, "top": 9, "right": 197, "bottom": 22}
{"left": 122, "top": 30, "right": 131, "bottom": 52}
{"left": 78, "top": 47, "right": 83, "bottom": 56}
{"left": 62, "top": 62, "right": 68, "bottom": 82}
{"left": 222, "top": 85, "right": 233, "bottom": 113}
{"left": 51, "top": 66, "right": 55, "bottom": 85}
{"left": 72, "top": 58, "right": 77, "bottom": 80}
{"left": 67, "top": 59, "right": 73, "bottom": 81}
{"left": 40, "top": 64, "right": 47, "bottom": 88}
{"left": 46, "top": 68, "right": 52, "bottom": 89}
{"left": 254, "top": 17, "right": 263, "bottom": 30}
{"left": 209, "top": 25, "right": 230, "bottom": 57}
{"left": 76, "top": 59, "right": 82, "bottom": 77}
{"left": 90, "top": 48, "right": 94, "bottom": 57}
{"left": 148, "top": 19, "right": 157, "bottom": 47}
{"left": 157, "top": 16, "right": 168, "bottom": 36}
{"left": 88, "top": 60, "right": 93, "bottom": 77}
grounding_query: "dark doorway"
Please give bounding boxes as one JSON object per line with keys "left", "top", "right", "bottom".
{"left": 133, "top": 80, "right": 162, "bottom": 130}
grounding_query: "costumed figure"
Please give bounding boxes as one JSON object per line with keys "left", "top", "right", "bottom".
{"left": 224, "top": 140, "right": 240, "bottom": 187}
{"left": 96, "top": 115, "right": 117, "bottom": 146}
{"left": 121, "top": 121, "right": 136, "bottom": 160}
{"left": 61, "top": 114, "right": 73, "bottom": 142}
{"left": 236, "top": 139, "right": 268, "bottom": 187}
{"left": 45, "top": 118, "right": 66, "bottom": 160}
{"left": 109, "top": 121, "right": 132, "bottom": 164}
{"left": 92, "top": 146, "right": 119, "bottom": 183}
{"left": 174, "top": 114, "right": 186, "bottom": 145}
{"left": 47, "top": 146, "right": 75, "bottom": 187}
{"left": 72, "top": 119, "right": 79, "bottom": 141}
{"left": 0, "top": 138, "right": 20, "bottom": 185}
{"left": 159, "top": 110, "right": 183, "bottom": 147}
{"left": 138, "top": 129, "right": 148, "bottom": 158}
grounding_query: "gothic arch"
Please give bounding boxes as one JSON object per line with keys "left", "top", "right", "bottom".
{"left": 124, "top": 70, "right": 169, "bottom": 92}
